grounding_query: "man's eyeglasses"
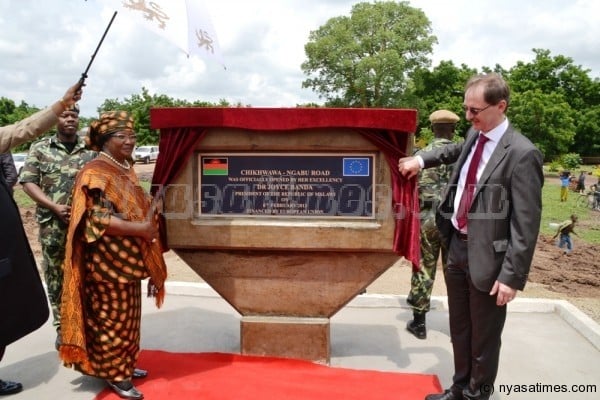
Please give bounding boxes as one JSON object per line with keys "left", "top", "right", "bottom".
{"left": 110, "top": 133, "right": 137, "bottom": 141}
{"left": 462, "top": 103, "right": 493, "bottom": 115}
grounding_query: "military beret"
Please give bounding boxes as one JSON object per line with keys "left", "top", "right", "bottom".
{"left": 429, "top": 109, "right": 459, "bottom": 124}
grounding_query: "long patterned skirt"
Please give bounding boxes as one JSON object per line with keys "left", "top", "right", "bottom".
{"left": 83, "top": 279, "right": 142, "bottom": 382}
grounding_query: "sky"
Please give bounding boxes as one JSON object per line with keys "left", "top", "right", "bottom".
{"left": 0, "top": 0, "right": 598, "bottom": 118}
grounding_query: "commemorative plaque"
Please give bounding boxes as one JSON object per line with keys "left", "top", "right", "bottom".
{"left": 198, "top": 153, "right": 375, "bottom": 218}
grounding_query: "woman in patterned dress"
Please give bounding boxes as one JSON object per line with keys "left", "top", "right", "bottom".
{"left": 59, "top": 111, "right": 167, "bottom": 400}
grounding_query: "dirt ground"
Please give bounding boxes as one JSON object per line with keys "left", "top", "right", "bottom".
{"left": 16, "top": 163, "right": 600, "bottom": 324}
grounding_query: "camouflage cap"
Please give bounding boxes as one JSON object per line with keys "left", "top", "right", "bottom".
{"left": 429, "top": 109, "right": 459, "bottom": 124}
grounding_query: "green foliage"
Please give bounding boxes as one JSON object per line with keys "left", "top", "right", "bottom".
{"left": 508, "top": 89, "right": 575, "bottom": 159}
{"left": 507, "top": 49, "right": 600, "bottom": 158}
{"left": 301, "top": 1, "right": 437, "bottom": 107}
{"left": 406, "top": 61, "right": 476, "bottom": 138}
{"left": 558, "top": 153, "right": 583, "bottom": 170}
{"left": 95, "top": 87, "right": 230, "bottom": 145}
{"left": 548, "top": 159, "right": 562, "bottom": 172}
{"left": 0, "top": 97, "right": 44, "bottom": 153}
{"left": 573, "top": 105, "right": 600, "bottom": 156}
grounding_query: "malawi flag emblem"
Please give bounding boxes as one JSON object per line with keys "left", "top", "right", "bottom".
{"left": 203, "top": 157, "right": 229, "bottom": 176}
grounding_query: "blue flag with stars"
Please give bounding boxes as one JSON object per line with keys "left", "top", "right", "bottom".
{"left": 343, "top": 157, "right": 370, "bottom": 176}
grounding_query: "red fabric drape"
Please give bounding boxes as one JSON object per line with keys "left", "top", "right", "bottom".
{"left": 151, "top": 127, "right": 207, "bottom": 194}
{"left": 359, "top": 130, "right": 420, "bottom": 271}
{"left": 151, "top": 128, "right": 207, "bottom": 251}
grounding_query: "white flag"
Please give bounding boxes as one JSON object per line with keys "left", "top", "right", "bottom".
{"left": 109, "top": 0, "right": 225, "bottom": 68}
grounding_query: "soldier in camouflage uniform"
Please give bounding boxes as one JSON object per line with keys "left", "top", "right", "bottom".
{"left": 19, "top": 103, "right": 96, "bottom": 347}
{"left": 406, "top": 109, "right": 459, "bottom": 339}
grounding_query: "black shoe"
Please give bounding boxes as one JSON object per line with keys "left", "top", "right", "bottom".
{"left": 106, "top": 380, "right": 144, "bottom": 399}
{"left": 406, "top": 314, "right": 427, "bottom": 339}
{"left": 0, "top": 380, "right": 23, "bottom": 396}
{"left": 425, "top": 389, "right": 462, "bottom": 400}
{"left": 132, "top": 368, "right": 148, "bottom": 379}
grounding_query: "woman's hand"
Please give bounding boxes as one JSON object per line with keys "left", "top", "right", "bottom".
{"left": 138, "top": 220, "right": 159, "bottom": 243}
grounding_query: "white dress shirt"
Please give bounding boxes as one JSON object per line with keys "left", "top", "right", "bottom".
{"left": 451, "top": 118, "right": 509, "bottom": 231}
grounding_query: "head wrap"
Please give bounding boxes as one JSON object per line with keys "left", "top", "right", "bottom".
{"left": 86, "top": 110, "right": 135, "bottom": 151}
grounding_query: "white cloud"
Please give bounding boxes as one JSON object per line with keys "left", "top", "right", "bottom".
{"left": 0, "top": 0, "right": 598, "bottom": 118}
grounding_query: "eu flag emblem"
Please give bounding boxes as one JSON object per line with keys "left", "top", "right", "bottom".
{"left": 343, "top": 157, "right": 369, "bottom": 176}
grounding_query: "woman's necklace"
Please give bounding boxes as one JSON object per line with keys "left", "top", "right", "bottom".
{"left": 100, "top": 151, "right": 131, "bottom": 170}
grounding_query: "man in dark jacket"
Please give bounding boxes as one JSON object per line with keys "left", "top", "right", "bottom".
{"left": 0, "top": 81, "right": 82, "bottom": 396}
{"left": 0, "top": 152, "right": 18, "bottom": 195}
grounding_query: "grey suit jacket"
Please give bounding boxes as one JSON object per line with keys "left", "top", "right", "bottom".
{"left": 420, "top": 124, "right": 543, "bottom": 292}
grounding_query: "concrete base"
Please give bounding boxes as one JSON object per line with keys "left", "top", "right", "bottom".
{"left": 241, "top": 316, "right": 330, "bottom": 364}
{"left": 173, "top": 249, "right": 398, "bottom": 363}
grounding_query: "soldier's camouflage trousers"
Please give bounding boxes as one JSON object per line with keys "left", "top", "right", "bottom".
{"left": 41, "top": 242, "right": 65, "bottom": 329}
{"left": 407, "top": 223, "right": 448, "bottom": 314}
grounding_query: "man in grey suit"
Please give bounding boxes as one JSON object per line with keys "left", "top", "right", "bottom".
{"left": 398, "top": 73, "right": 543, "bottom": 400}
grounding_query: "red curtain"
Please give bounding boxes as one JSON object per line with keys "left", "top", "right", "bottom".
{"left": 359, "top": 130, "right": 420, "bottom": 271}
{"left": 151, "top": 127, "right": 207, "bottom": 193}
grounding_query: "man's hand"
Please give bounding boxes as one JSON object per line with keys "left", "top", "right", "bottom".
{"left": 397, "top": 156, "right": 421, "bottom": 179}
{"left": 53, "top": 204, "right": 71, "bottom": 224}
{"left": 62, "top": 81, "right": 84, "bottom": 106}
{"left": 490, "top": 280, "right": 517, "bottom": 306}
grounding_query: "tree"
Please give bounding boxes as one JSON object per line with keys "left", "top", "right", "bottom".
{"left": 0, "top": 99, "right": 42, "bottom": 153}
{"left": 509, "top": 89, "right": 575, "bottom": 159}
{"left": 97, "top": 87, "right": 232, "bottom": 145}
{"left": 301, "top": 1, "right": 437, "bottom": 107}
{"left": 574, "top": 105, "right": 600, "bottom": 156}
{"left": 507, "top": 49, "right": 600, "bottom": 156}
{"left": 406, "top": 61, "right": 476, "bottom": 139}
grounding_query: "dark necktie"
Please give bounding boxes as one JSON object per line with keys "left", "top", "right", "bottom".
{"left": 456, "top": 134, "right": 490, "bottom": 231}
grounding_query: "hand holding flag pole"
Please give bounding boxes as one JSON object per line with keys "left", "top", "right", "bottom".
{"left": 77, "top": 11, "right": 118, "bottom": 90}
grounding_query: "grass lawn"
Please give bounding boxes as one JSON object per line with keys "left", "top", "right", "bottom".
{"left": 541, "top": 178, "right": 600, "bottom": 244}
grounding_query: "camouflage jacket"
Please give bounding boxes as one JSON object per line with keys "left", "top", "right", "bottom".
{"left": 416, "top": 138, "right": 454, "bottom": 224}
{"left": 19, "top": 135, "right": 96, "bottom": 224}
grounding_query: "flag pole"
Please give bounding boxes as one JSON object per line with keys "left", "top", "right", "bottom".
{"left": 78, "top": 11, "right": 118, "bottom": 89}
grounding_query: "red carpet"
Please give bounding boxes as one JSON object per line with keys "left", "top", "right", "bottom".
{"left": 96, "top": 350, "right": 441, "bottom": 399}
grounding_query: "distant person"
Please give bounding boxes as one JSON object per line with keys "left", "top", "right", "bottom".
{"left": 398, "top": 73, "right": 543, "bottom": 400}
{"left": 559, "top": 171, "right": 571, "bottom": 202}
{"left": 406, "top": 109, "right": 459, "bottom": 340}
{"left": 576, "top": 171, "right": 586, "bottom": 194}
{"left": 553, "top": 214, "right": 579, "bottom": 255}
{"left": 0, "top": 152, "right": 18, "bottom": 195}
{"left": 20, "top": 103, "right": 96, "bottom": 349}
{"left": 593, "top": 184, "right": 600, "bottom": 210}
{"left": 0, "top": 82, "right": 83, "bottom": 396}
{"left": 59, "top": 110, "right": 167, "bottom": 400}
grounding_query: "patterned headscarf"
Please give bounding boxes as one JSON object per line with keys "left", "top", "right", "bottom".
{"left": 86, "top": 110, "right": 134, "bottom": 151}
